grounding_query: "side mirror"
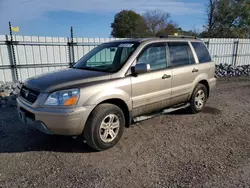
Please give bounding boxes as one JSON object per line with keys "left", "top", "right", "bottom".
{"left": 132, "top": 63, "right": 150, "bottom": 74}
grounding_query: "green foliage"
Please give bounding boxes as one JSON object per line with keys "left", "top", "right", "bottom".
{"left": 110, "top": 9, "right": 203, "bottom": 38}
{"left": 155, "top": 23, "right": 179, "bottom": 37}
{"left": 201, "top": 0, "right": 250, "bottom": 38}
{"left": 111, "top": 10, "right": 150, "bottom": 38}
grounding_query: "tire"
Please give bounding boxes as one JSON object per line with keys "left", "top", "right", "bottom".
{"left": 188, "top": 83, "right": 208, "bottom": 114}
{"left": 84, "top": 103, "right": 125, "bottom": 151}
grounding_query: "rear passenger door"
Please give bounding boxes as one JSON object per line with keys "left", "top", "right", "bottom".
{"left": 167, "top": 42, "right": 198, "bottom": 106}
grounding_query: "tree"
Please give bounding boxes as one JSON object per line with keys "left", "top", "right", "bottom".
{"left": 207, "top": 0, "right": 216, "bottom": 34}
{"left": 110, "top": 9, "right": 203, "bottom": 38}
{"left": 237, "top": 1, "right": 250, "bottom": 38}
{"left": 201, "top": 0, "right": 250, "bottom": 38}
{"left": 176, "top": 27, "right": 200, "bottom": 37}
{"left": 143, "top": 9, "right": 173, "bottom": 36}
{"left": 155, "top": 23, "right": 179, "bottom": 37}
{"left": 111, "top": 10, "right": 150, "bottom": 38}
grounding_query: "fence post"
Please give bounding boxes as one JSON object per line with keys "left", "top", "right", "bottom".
{"left": 233, "top": 39, "right": 239, "bottom": 66}
{"left": 68, "top": 26, "right": 75, "bottom": 67}
{"left": 8, "top": 21, "right": 19, "bottom": 81}
{"left": 205, "top": 38, "right": 210, "bottom": 49}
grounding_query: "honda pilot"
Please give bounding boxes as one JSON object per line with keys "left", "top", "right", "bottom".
{"left": 17, "top": 36, "right": 216, "bottom": 151}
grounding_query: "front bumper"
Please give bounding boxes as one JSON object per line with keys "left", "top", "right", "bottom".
{"left": 17, "top": 97, "right": 95, "bottom": 136}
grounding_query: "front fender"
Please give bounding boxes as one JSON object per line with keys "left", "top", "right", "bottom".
{"left": 84, "top": 88, "right": 132, "bottom": 111}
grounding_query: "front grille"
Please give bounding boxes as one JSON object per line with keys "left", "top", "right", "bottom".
{"left": 20, "top": 86, "right": 40, "bottom": 104}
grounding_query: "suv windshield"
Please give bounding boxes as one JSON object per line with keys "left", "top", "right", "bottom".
{"left": 73, "top": 42, "right": 139, "bottom": 73}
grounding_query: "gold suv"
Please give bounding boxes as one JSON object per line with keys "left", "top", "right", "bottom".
{"left": 17, "top": 36, "right": 216, "bottom": 151}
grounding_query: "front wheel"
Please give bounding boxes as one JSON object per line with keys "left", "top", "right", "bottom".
{"left": 188, "top": 83, "right": 208, "bottom": 114}
{"left": 84, "top": 103, "right": 125, "bottom": 151}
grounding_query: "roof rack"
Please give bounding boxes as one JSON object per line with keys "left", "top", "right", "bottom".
{"left": 159, "top": 35, "right": 199, "bottom": 39}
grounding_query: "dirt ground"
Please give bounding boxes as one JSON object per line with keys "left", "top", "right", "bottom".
{"left": 1, "top": 77, "right": 250, "bottom": 188}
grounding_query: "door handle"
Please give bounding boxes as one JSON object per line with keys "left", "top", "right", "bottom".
{"left": 192, "top": 68, "right": 199, "bottom": 73}
{"left": 162, "top": 74, "right": 171, "bottom": 79}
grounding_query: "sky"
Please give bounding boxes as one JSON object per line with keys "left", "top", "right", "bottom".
{"left": 0, "top": 0, "right": 208, "bottom": 38}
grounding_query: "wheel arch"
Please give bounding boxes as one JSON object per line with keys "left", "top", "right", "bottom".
{"left": 98, "top": 98, "right": 131, "bottom": 127}
{"left": 83, "top": 98, "right": 131, "bottom": 132}
{"left": 190, "top": 74, "right": 210, "bottom": 100}
{"left": 198, "top": 80, "right": 210, "bottom": 98}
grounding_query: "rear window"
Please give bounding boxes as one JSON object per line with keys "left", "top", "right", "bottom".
{"left": 191, "top": 42, "right": 212, "bottom": 63}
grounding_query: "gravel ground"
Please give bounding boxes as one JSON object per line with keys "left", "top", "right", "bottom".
{"left": 1, "top": 77, "right": 250, "bottom": 188}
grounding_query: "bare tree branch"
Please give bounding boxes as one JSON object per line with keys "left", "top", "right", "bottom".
{"left": 143, "top": 9, "right": 172, "bottom": 35}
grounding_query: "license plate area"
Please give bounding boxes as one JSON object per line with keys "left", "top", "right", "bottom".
{"left": 18, "top": 107, "right": 35, "bottom": 123}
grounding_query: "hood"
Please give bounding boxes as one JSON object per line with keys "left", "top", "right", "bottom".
{"left": 24, "top": 68, "right": 111, "bottom": 92}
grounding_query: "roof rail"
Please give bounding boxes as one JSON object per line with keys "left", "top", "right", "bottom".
{"left": 159, "top": 35, "right": 199, "bottom": 39}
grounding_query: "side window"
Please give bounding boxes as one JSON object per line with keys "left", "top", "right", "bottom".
{"left": 137, "top": 44, "right": 167, "bottom": 71}
{"left": 168, "top": 42, "right": 195, "bottom": 67}
{"left": 191, "top": 42, "right": 212, "bottom": 63}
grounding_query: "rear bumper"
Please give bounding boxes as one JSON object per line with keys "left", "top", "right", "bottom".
{"left": 17, "top": 97, "right": 95, "bottom": 136}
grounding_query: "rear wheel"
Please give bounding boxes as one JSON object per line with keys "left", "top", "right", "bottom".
{"left": 84, "top": 103, "right": 125, "bottom": 151}
{"left": 188, "top": 83, "right": 207, "bottom": 114}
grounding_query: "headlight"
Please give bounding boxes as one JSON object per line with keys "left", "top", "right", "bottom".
{"left": 44, "top": 88, "right": 80, "bottom": 106}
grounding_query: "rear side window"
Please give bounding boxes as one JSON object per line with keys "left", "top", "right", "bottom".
{"left": 168, "top": 42, "right": 195, "bottom": 67}
{"left": 191, "top": 42, "right": 212, "bottom": 63}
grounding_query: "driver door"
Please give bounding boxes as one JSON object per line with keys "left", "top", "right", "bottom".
{"left": 131, "top": 43, "right": 172, "bottom": 117}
